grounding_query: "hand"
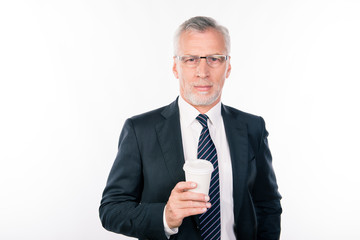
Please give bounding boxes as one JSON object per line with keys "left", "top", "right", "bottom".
{"left": 165, "top": 181, "right": 211, "bottom": 229}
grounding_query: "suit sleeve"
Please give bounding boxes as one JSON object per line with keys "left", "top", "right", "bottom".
{"left": 99, "top": 118, "right": 168, "bottom": 240}
{"left": 252, "top": 117, "right": 282, "bottom": 240}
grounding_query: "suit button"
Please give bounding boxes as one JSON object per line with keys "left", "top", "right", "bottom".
{"left": 197, "top": 225, "right": 200, "bottom": 230}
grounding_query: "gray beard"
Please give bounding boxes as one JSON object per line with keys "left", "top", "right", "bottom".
{"left": 184, "top": 89, "right": 221, "bottom": 106}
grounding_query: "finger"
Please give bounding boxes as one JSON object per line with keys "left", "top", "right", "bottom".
{"left": 169, "top": 199, "right": 211, "bottom": 210}
{"left": 167, "top": 205, "right": 208, "bottom": 221}
{"left": 178, "top": 191, "right": 210, "bottom": 202}
{"left": 181, "top": 200, "right": 212, "bottom": 209}
{"left": 173, "top": 181, "right": 197, "bottom": 192}
{"left": 182, "top": 207, "right": 208, "bottom": 218}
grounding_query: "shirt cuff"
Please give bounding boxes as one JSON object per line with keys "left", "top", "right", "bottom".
{"left": 163, "top": 205, "right": 179, "bottom": 238}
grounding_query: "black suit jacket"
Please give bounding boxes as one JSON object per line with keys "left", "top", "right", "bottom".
{"left": 99, "top": 99, "right": 282, "bottom": 240}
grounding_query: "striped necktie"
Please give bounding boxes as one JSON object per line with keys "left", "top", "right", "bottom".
{"left": 196, "top": 114, "right": 221, "bottom": 240}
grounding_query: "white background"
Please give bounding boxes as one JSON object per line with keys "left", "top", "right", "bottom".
{"left": 1, "top": 0, "right": 359, "bottom": 239}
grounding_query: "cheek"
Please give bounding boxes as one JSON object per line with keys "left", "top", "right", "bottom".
{"left": 179, "top": 76, "right": 190, "bottom": 90}
{"left": 179, "top": 69, "right": 195, "bottom": 83}
{"left": 214, "top": 71, "right": 227, "bottom": 85}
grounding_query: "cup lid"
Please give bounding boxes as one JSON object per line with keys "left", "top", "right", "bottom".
{"left": 183, "top": 159, "right": 214, "bottom": 174}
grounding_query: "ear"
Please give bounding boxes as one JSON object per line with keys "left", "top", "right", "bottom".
{"left": 173, "top": 57, "right": 179, "bottom": 79}
{"left": 225, "top": 56, "right": 231, "bottom": 78}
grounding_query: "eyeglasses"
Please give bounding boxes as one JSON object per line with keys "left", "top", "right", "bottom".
{"left": 175, "top": 55, "right": 229, "bottom": 68}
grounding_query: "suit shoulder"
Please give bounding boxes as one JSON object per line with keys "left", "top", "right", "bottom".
{"left": 127, "top": 100, "right": 178, "bottom": 127}
{"left": 222, "top": 105, "right": 264, "bottom": 124}
{"left": 124, "top": 108, "right": 165, "bottom": 132}
{"left": 222, "top": 105, "right": 268, "bottom": 145}
{"left": 130, "top": 106, "right": 166, "bottom": 122}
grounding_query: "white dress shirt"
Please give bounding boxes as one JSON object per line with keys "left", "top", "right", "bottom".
{"left": 163, "top": 96, "right": 236, "bottom": 240}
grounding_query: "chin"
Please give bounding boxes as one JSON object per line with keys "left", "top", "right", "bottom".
{"left": 186, "top": 93, "right": 219, "bottom": 107}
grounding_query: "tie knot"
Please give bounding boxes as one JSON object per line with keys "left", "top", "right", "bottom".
{"left": 196, "top": 114, "right": 209, "bottom": 128}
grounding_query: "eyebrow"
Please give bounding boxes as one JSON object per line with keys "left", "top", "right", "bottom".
{"left": 181, "top": 53, "right": 225, "bottom": 56}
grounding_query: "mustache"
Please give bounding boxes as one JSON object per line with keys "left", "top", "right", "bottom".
{"left": 191, "top": 78, "right": 213, "bottom": 87}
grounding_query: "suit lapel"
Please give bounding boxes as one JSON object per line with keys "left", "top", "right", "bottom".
{"left": 156, "top": 99, "right": 201, "bottom": 227}
{"left": 156, "top": 99, "right": 186, "bottom": 186}
{"left": 222, "top": 105, "right": 249, "bottom": 220}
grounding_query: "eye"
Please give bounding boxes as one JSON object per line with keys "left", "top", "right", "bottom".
{"left": 208, "top": 56, "right": 222, "bottom": 63}
{"left": 183, "top": 57, "right": 196, "bottom": 63}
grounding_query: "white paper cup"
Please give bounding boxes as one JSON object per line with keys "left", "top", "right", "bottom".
{"left": 183, "top": 160, "right": 214, "bottom": 195}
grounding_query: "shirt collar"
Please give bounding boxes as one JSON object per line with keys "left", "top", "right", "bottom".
{"left": 178, "top": 96, "right": 222, "bottom": 128}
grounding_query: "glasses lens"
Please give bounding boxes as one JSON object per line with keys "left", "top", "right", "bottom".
{"left": 178, "top": 55, "right": 227, "bottom": 67}
{"left": 181, "top": 56, "right": 199, "bottom": 66}
{"left": 207, "top": 55, "right": 226, "bottom": 66}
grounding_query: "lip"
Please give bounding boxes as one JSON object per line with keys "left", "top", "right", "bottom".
{"left": 194, "top": 85, "right": 212, "bottom": 92}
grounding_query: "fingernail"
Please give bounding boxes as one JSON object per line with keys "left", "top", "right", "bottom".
{"left": 205, "top": 196, "right": 210, "bottom": 201}
{"left": 191, "top": 182, "right": 196, "bottom": 187}
{"left": 206, "top": 202, "right": 211, "bottom": 208}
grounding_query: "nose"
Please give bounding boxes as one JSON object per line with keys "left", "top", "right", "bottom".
{"left": 196, "top": 58, "right": 210, "bottom": 78}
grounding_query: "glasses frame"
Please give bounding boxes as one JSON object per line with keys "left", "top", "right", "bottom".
{"left": 175, "top": 55, "right": 229, "bottom": 68}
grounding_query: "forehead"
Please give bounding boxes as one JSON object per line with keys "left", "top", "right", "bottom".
{"left": 177, "top": 29, "right": 226, "bottom": 55}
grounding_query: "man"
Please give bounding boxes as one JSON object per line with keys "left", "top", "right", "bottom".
{"left": 99, "top": 16, "right": 282, "bottom": 240}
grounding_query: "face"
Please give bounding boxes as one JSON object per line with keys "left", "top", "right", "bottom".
{"left": 173, "top": 29, "right": 231, "bottom": 112}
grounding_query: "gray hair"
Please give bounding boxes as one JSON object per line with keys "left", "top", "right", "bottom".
{"left": 173, "top": 16, "right": 231, "bottom": 55}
